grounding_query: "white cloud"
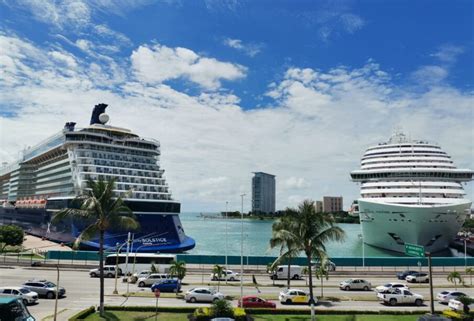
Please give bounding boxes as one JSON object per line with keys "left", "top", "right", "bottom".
{"left": 223, "top": 38, "right": 263, "bottom": 57}
{"left": 131, "top": 43, "right": 247, "bottom": 90}
{"left": 14, "top": 0, "right": 91, "bottom": 30}
{"left": 340, "top": 13, "right": 365, "bottom": 33}
{"left": 411, "top": 65, "right": 448, "bottom": 85}
{"left": 431, "top": 44, "right": 464, "bottom": 63}
{"left": 0, "top": 34, "right": 473, "bottom": 213}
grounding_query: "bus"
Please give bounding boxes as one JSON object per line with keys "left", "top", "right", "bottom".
{"left": 104, "top": 253, "right": 177, "bottom": 275}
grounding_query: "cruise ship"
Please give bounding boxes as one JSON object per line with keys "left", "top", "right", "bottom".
{"left": 351, "top": 132, "right": 473, "bottom": 253}
{"left": 0, "top": 104, "right": 195, "bottom": 253}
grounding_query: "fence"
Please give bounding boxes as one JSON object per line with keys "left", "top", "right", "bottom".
{"left": 39, "top": 251, "right": 474, "bottom": 268}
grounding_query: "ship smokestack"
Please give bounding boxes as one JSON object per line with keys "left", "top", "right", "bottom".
{"left": 90, "top": 103, "right": 108, "bottom": 125}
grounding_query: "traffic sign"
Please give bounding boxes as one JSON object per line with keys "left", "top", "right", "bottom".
{"left": 154, "top": 289, "right": 160, "bottom": 298}
{"left": 405, "top": 243, "right": 425, "bottom": 257}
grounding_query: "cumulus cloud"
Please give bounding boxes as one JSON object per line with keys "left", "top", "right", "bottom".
{"left": 131, "top": 43, "right": 247, "bottom": 90}
{"left": 0, "top": 34, "right": 472, "bottom": 213}
{"left": 223, "top": 38, "right": 263, "bottom": 57}
{"left": 411, "top": 65, "right": 449, "bottom": 85}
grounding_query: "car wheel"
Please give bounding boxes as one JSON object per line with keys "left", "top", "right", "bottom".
{"left": 213, "top": 297, "right": 220, "bottom": 302}
{"left": 23, "top": 299, "right": 29, "bottom": 305}
{"left": 46, "top": 292, "right": 55, "bottom": 299}
{"left": 389, "top": 298, "right": 397, "bottom": 306}
{"left": 292, "top": 274, "right": 300, "bottom": 280}
{"left": 425, "top": 279, "right": 429, "bottom": 283}
{"left": 345, "top": 286, "right": 350, "bottom": 291}
{"left": 138, "top": 281, "right": 145, "bottom": 287}
{"left": 229, "top": 277, "right": 235, "bottom": 281}
{"left": 363, "top": 286, "right": 369, "bottom": 291}
{"left": 285, "top": 299, "right": 292, "bottom": 304}
{"left": 107, "top": 273, "right": 114, "bottom": 278}
{"left": 190, "top": 297, "right": 197, "bottom": 303}
{"left": 415, "top": 299, "right": 422, "bottom": 306}
{"left": 91, "top": 272, "right": 97, "bottom": 277}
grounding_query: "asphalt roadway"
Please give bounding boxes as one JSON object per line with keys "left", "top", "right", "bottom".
{"left": 0, "top": 266, "right": 472, "bottom": 321}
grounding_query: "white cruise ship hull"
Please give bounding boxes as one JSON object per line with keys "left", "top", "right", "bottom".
{"left": 359, "top": 199, "right": 471, "bottom": 253}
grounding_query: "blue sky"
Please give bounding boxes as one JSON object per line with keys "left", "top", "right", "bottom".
{"left": 0, "top": 0, "right": 473, "bottom": 211}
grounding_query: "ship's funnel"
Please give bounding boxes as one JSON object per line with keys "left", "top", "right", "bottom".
{"left": 90, "top": 103, "right": 108, "bottom": 125}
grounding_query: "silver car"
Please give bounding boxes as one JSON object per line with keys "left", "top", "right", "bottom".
{"left": 437, "top": 291, "right": 467, "bottom": 304}
{"left": 0, "top": 287, "right": 39, "bottom": 305}
{"left": 137, "top": 274, "right": 169, "bottom": 287}
{"left": 185, "top": 288, "right": 224, "bottom": 303}
{"left": 339, "top": 279, "right": 372, "bottom": 291}
{"left": 22, "top": 280, "right": 66, "bottom": 299}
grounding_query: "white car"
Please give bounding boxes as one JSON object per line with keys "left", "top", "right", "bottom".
{"left": 449, "top": 297, "right": 474, "bottom": 312}
{"left": 339, "top": 279, "right": 372, "bottom": 291}
{"left": 405, "top": 272, "right": 429, "bottom": 283}
{"left": 279, "top": 289, "right": 313, "bottom": 305}
{"left": 377, "top": 288, "right": 424, "bottom": 306}
{"left": 375, "top": 282, "right": 408, "bottom": 293}
{"left": 211, "top": 270, "right": 239, "bottom": 281}
{"left": 185, "top": 288, "right": 224, "bottom": 303}
{"left": 89, "top": 265, "right": 122, "bottom": 278}
{"left": 137, "top": 273, "right": 169, "bottom": 287}
{"left": 437, "top": 291, "right": 467, "bottom": 304}
{"left": 133, "top": 270, "right": 151, "bottom": 279}
{"left": 0, "top": 287, "right": 39, "bottom": 305}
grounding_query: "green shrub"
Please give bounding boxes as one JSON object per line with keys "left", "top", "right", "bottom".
{"left": 68, "top": 306, "right": 95, "bottom": 320}
{"left": 212, "top": 299, "right": 234, "bottom": 318}
{"left": 104, "top": 306, "right": 195, "bottom": 313}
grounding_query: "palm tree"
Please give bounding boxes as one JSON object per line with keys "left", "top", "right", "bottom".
{"left": 213, "top": 264, "right": 224, "bottom": 291}
{"left": 466, "top": 267, "right": 473, "bottom": 286}
{"left": 302, "top": 266, "right": 309, "bottom": 286}
{"left": 270, "top": 214, "right": 300, "bottom": 289}
{"left": 315, "top": 264, "right": 329, "bottom": 298}
{"left": 52, "top": 178, "right": 139, "bottom": 317}
{"left": 169, "top": 261, "right": 187, "bottom": 281}
{"left": 270, "top": 200, "right": 345, "bottom": 321}
{"left": 447, "top": 271, "right": 463, "bottom": 290}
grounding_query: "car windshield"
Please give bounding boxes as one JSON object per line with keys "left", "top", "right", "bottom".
{"left": 19, "top": 288, "right": 30, "bottom": 294}
{"left": 45, "top": 282, "right": 56, "bottom": 287}
{"left": 383, "top": 284, "right": 392, "bottom": 287}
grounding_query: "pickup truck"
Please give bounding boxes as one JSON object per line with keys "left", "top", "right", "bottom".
{"left": 377, "top": 288, "right": 424, "bottom": 306}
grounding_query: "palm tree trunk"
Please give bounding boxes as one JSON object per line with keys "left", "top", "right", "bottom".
{"left": 320, "top": 278, "right": 323, "bottom": 297}
{"left": 99, "top": 230, "right": 105, "bottom": 317}
{"left": 287, "top": 258, "right": 291, "bottom": 289}
{"left": 306, "top": 254, "right": 315, "bottom": 321}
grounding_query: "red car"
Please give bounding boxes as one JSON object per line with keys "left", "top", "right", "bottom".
{"left": 239, "top": 295, "right": 276, "bottom": 308}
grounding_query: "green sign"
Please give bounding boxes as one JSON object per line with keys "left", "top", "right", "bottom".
{"left": 405, "top": 243, "right": 425, "bottom": 257}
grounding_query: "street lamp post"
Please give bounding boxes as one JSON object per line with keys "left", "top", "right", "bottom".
{"left": 225, "top": 201, "right": 229, "bottom": 285}
{"left": 113, "top": 242, "right": 128, "bottom": 294}
{"left": 240, "top": 193, "right": 245, "bottom": 304}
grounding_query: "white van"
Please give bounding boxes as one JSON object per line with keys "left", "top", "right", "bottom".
{"left": 270, "top": 265, "right": 302, "bottom": 280}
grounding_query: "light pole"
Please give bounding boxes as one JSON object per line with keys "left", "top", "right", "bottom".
{"left": 240, "top": 193, "right": 245, "bottom": 303}
{"left": 225, "top": 201, "right": 229, "bottom": 285}
{"left": 463, "top": 231, "right": 467, "bottom": 269}
{"left": 359, "top": 233, "right": 365, "bottom": 268}
{"left": 113, "top": 242, "right": 128, "bottom": 294}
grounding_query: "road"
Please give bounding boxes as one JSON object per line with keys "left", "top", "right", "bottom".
{"left": 0, "top": 266, "right": 472, "bottom": 320}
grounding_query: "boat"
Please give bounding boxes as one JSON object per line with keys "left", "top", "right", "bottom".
{"left": 350, "top": 132, "right": 473, "bottom": 253}
{"left": 348, "top": 200, "right": 360, "bottom": 217}
{"left": 0, "top": 104, "right": 195, "bottom": 253}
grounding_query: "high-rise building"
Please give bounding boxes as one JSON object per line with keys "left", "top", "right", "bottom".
{"left": 252, "top": 172, "right": 276, "bottom": 214}
{"left": 323, "top": 196, "right": 343, "bottom": 213}
{"left": 315, "top": 201, "right": 323, "bottom": 213}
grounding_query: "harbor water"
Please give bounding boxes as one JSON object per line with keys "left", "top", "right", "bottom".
{"left": 180, "top": 213, "right": 466, "bottom": 258}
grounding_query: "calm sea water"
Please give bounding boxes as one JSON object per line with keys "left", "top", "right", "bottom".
{"left": 180, "top": 212, "right": 464, "bottom": 258}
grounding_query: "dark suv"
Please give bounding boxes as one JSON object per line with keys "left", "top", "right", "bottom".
{"left": 22, "top": 280, "right": 66, "bottom": 299}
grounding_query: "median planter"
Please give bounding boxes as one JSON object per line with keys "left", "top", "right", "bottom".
{"left": 68, "top": 306, "right": 95, "bottom": 320}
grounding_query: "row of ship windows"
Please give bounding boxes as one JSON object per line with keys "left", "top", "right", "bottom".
{"left": 113, "top": 191, "right": 171, "bottom": 200}
{"left": 82, "top": 167, "right": 162, "bottom": 178}
{"left": 362, "top": 158, "right": 452, "bottom": 165}
{"left": 360, "top": 186, "right": 463, "bottom": 190}
{"left": 76, "top": 144, "right": 157, "bottom": 158}
{"left": 76, "top": 151, "right": 157, "bottom": 165}
{"left": 67, "top": 134, "right": 157, "bottom": 151}
{"left": 363, "top": 194, "right": 463, "bottom": 198}
{"left": 78, "top": 158, "right": 159, "bottom": 171}
{"left": 363, "top": 151, "right": 447, "bottom": 158}
{"left": 361, "top": 165, "right": 455, "bottom": 170}
{"left": 81, "top": 174, "right": 165, "bottom": 187}
{"left": 351, "top": 172, "right": 471, "bottom": 179}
